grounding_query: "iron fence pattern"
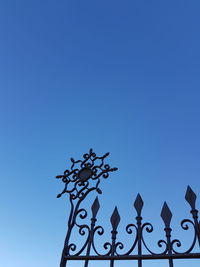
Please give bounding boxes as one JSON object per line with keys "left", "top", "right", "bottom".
{"left": 56, "top": 149, "right": 200, "bottom": 267}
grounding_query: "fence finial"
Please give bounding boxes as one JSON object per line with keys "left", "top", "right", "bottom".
{"left": 185, "top": 185, "right": 197, "bottom": 210}
{"left": 161, "top": 202, "right": 172, "bottom": 228}
{"left": 91, "top": 197, "right": 100, "bottom": 218}
{"left": 111, "top": 207, "right": 120, "bottom": 230}
{"left": 134, "top": 193, "right": 144, "bottom": 216}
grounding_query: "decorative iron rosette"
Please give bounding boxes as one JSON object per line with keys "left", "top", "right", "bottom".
{"left": 56, "top": 149, "right": 118, "bottom": 200}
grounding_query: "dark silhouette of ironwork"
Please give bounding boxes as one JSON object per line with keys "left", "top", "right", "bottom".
{"left": 56, "top": 149, "right": 200, "bottom": 267}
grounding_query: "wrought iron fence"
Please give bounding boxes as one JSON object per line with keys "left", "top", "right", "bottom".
{"left": 56, "top": 149, "right": 200, "bottom": 267}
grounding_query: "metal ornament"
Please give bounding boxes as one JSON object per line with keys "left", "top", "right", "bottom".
{"left": 56, "top": 150, "right": 200, "bottom": 267}
{"left": 56, "top": 149, "right": 118, "bottom": 267}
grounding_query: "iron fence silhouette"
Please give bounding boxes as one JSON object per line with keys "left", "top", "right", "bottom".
{"left": 56, "top": 149, "right": 200, "bottom": 267}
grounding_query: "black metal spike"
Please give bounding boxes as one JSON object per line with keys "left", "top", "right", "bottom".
{"left": 104, "top": 152, "right": 110, "bottom": 157}
{"left": 161, "top": 202, "right": 172, "bottom": 228}
{"left": 110, "top": 207, "right": 120, "bottom": 230}
{"left": 134, "top": 193, "right": 144, "bottom": 216}
{"left": 91, "top": 197, "right": 100, "bottom": 218}
{"left": 110, "top": 167, "right": 118, "bottom": 172}
{"left": 185, "top": 186, "right": 197, "bottom": 210}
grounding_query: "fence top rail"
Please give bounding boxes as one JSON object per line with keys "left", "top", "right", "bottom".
{"left": 64, "top": 253, "right": 200, "bottom": 260}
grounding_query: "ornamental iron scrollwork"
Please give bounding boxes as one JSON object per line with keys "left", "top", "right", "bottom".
{"left": 56, "top": 148, "right": 117, "bottom": 200}
{"left": 56, "top": 150, "right": 200, "bottom": 267}
{"left": 56, "top": 149, "right": 118, "bottom": 267}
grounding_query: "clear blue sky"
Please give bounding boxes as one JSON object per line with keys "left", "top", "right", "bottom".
{"left": 1, "top": 1, "right": 200, "bottom": 266}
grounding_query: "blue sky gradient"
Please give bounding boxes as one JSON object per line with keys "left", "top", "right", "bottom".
{"left": 1, "top": 1, "right": 200, "bottom": 266}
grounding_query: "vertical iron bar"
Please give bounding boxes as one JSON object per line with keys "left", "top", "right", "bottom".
{"left": 136, "top": 216, "right": 142, "bottom": 267}
{"left": 191, "top": 209, "right": 200, "bottom": 247}
{"left": 134, "top": 194, "right": 144, "bottom": 267}
{"left": 60, "top": 198, "right": 82, "bottom": 267}
{"left": 165, "top": 227, "right": 174, "bottom": 267}
{"left": 84, "top": 217, "right": 96, "bottom": 267}
{"left": 161, "top": 202, "right": 173, "bottom": 267}
{"left": 110, "top": 207, "right": 120, "bottom": 267}
{"left": 60, "top": 198, "right": 74, "bottom": 267}
{"left": 60, "top": 226, "right": 73, "bottom": 267}
{"left": 110, "top": 230, "right": 117, "bottom": 267}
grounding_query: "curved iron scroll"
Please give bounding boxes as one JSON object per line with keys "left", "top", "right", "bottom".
{"left": 56, "top": 149, "right": 118, "bottom": 267}
{"left": 56, "top": 150, "right": 200, "bottom": 267}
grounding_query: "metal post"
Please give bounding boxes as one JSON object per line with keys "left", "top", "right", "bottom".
{"left": 136, "top": 216, "right": 142, "bottom": 267}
